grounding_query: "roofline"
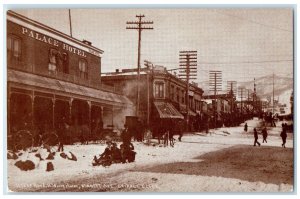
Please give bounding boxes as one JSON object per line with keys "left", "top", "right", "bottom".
{"left": 102, "top": 69, "right": 204, "bottom": 94}
{"left": 7, "top": 10, "right": 104, "bottom": 54}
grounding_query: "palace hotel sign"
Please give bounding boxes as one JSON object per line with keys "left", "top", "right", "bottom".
{"left": 21, "top": 26, "right": 88, "bottom": 58}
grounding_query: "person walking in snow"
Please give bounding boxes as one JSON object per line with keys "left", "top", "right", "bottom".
{"left": 280, "top": 124, "right": 287, "bottom": 148}
{"left": 262, "top": 127, "right": 268, "bottom": 143}
{"left": 244, "top": 123, "right": 248, "bottom": 133}
{"left": 253, "top": 128, "right": 261, "bottom": 146}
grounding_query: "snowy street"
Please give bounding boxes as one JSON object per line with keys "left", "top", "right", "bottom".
{"left": 7, "top": 118, "right": 293, "bottom": 192}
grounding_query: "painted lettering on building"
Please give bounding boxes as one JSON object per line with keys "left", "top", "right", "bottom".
{"left": 21, "top": 27, "right": 87, "bottom": 58}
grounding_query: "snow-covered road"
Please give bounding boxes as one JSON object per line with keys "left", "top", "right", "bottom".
{"left": 7, "top": 118, "right": 294, "bottom": 192}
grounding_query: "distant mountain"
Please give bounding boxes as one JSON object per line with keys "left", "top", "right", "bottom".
{"left": 239, "top": 74, "right": 293, "bottom": 106}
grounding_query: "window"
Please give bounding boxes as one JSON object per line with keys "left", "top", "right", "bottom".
{"left": 154, "top": 81, "right": 164, "bottom": 98}
{"left": 189, "top": 96, "right": 193, "bottom": 109}
{"left": 176, "top": 88, "right": 180, "bottom": 102}
{"left": 48, "top": 49, "right": 69, "bottom": 75}
{"left": 170, "top": 85, "right": 174, "bottom": 100}
{"left": 79, "top": 59, "right": 88, "bottom": 79}
{"left": 181, "top": 90, "right": 185, "bottom": 104}
{"left": 49, "top": 48, "right": 58, "bottom": 74}
{"left": 7, "top": 35, "right": 21, "bottom": 61}
{"left": 61, "top": 53, "right": 69, "bottom": 74}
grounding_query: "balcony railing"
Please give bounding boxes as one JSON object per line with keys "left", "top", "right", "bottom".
{"left": 8, "top": 61, "right": 122, "bottom": 94}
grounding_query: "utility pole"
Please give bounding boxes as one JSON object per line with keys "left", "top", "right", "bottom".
{"left": 272, "top": 73, "right": 275, "bottom": 114}
{"left": 230, "top": 82, "right": 233, "bottom": 113}
{"left": 253, "top": 78, "right": 256, "bottom": 113}
{"left": 238, "top": 87, "right": 244, "bottom": 114}
{"left": 126, "top": 15, "right": 153, "bottom": 117}
{"left": 179, "top": 51, "right": 197, "bottom": 131}
{"left": 209, "top": 71, "right": 222, "bottom": 129}
{"left": 68, "top": 9, "right": 72, "bottom": 37}
{"left": 144, "top": 60, "right": 153, "bottom": 126}
{"left": 227, "top": 81, "right": 237, "bottom": 114}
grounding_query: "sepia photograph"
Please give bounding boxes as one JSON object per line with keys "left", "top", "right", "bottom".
{"left": 5, "top": 6, "right": 294, "bottom": 193}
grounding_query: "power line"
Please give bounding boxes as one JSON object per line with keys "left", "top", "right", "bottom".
{"left": 157, "top": 59, "right": 293, "bottom": 65}
{"left": 213, "top": 10, "right": 293, "bottom": 33}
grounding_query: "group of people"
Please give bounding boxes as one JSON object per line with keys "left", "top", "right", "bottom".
{"left": 252, "top": 127, "right": 268, "bottom": 147}
{"left": 244, "top": 122, "right": 288, "bottom": 148}
{"left": 92, "top": 124, "right": 136, "bottom": 167}
{"left": 92, "top": 140, "right": 136, "bottom": 167}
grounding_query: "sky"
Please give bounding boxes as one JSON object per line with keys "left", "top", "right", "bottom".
{"left": 13, "top": 8, "right": 293, "bottom": 90}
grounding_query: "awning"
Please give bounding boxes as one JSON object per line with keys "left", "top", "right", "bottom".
{"left": 153, "top": 101, "right": 184, "bottom": 119}
{"left": 179, "top": 104, "right": 197, "bottom": 116}
{"left": 8, "top": 70, "right": 134, "bottom": 107}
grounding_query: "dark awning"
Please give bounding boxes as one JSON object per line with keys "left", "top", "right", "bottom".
{"left": 154, "top": 101, "right": 184, "bottom": 119}
{"left": 8, "top": 69, "right": 134, "bottom": 108}
{"left": 179, "top": 104, "right": 197, "bottom": 116}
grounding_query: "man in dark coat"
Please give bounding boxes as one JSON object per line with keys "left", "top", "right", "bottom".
{"left": 244, "top": 123, "right": 248, "bottom": 133}
{"left": 280, "top": 124, "right": 287, "bottom": 148}
{"left": 120, "top": 141, "right": 136, "bottom": 163}
{"left": 253, "top": 128, "right": 261, "bottom": 146}
{"left": 262, "top": 127, "right": 268, "bottom": 143}
{"left": 121, "top": 125, "right": 131, "bottom": 144}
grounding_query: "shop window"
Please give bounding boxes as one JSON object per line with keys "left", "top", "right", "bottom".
{"left": 79, "top": 59, "right": 88, "bottom": 79}
{"left": 7, "top": 35, "right": 21, "bottom": 61}
{"left": 154, "top": 81, "right": 164, "bottom": 98}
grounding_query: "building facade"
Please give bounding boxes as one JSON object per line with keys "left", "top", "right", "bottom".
{"left": 101, "top": 65, "right": 204, "bottom": 133}
{"left": 7, "top": 11, "right": 134, "bottom": 146}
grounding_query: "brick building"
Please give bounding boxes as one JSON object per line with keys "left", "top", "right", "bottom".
{"left": 101, "top": 65, "right": 204, "bottom": 132}
{"left": 7, "top": 11, "right": 134, "bottom": 145}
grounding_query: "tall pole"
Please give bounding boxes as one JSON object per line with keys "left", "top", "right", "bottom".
{"left": 209, "top": 71, "right": 222, "bottom": 129}
{"left": 144, "top": 60, "right": 153, "bottom": 126}
{"left": 253, "top": 78, "right": 256, "bottom": 112}
{"left": 136, "top": 16, "right": 142, "bottom": 117}
{"left": 179, "top": 51, "right": 197, "bottom": 131}
{"left": 230, "top": 82, "right": 233, "bottom": 113}
{"left": 238, "top": 87, "right": 244, "bottom": 115}
{"left": 126, "top": 15, "right": 153, "bottom": 117}
{"left": 68, "top": 9, "right": 72, "bottom": 37}
{"left": 214, "top": 73, "right": 217, "bottom": 128}
{"left": 273, "top": 73, "right": 275, "bottom": 114}
{"left": 186, "top": 55, "right": 190, "bottom": 129}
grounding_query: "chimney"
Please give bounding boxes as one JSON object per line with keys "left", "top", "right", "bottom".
{"left": 116, "top": 69, "right": 119, "bottom": 73}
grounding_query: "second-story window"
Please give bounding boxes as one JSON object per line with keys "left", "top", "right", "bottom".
{"left": 79, "top": 59, "right": 88, "bottom": 79}
{"left": 176, "top": 88, "right": 180, "bottom": 102}
{"left": 154, "top": 81, "right": 164, "bottom": 98}
{"left": 56, "top": 52, "right": 69, "bottom": 74}
{"left": 7, "top": 35, "right": 21, "bottom": 62}
{"left": 48, "top": 48, "right": 57, "bottom": 74}
{"left": 170, "top": 85, "right": 174, "bottom": 100}
{"left": 181, "top": 90, "right": 185, "bottom": 104}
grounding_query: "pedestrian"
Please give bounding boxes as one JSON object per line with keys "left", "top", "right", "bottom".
{"left": 57, "top": 117, "right": 69, "bottom": 152}
{"left": 262, "top": 127, "right": 268, "bottom": 143}
{"left": 244, "top": 122, "right": 248, "bottom": 133}
{"left": 120, "top": 141, "right": 136, "bottom": 163}
{"left": 280, "top": 124, "right": 287, "bottom": 148}
{"left": 253, "top": 128, "right": 261, "bottom": 146}
{"left": 121, "top": 124, "right": 131, "bottom": 144}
